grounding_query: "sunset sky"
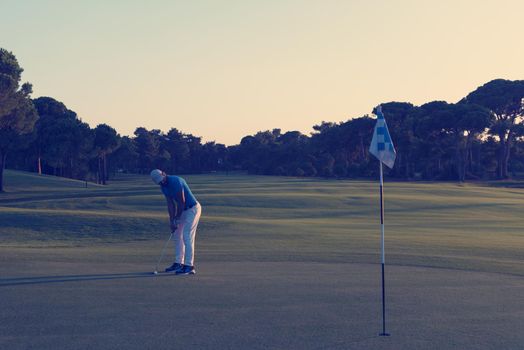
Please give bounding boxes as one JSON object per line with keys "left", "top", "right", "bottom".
{"left": 2, "top": 0, "right": 523, "bottom": 145}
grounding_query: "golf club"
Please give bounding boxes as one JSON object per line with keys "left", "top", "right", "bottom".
{"left": 153, "top": 231, "right": 174, "bottom": 275}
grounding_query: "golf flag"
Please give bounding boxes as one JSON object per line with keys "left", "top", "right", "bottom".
{"left": 369, "top": 106, "right": 396, "bottom": 169}
{"left": 369, "top": 105, "right": 396, "bottom": 336}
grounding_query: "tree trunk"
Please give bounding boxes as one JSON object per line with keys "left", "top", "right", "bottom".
{"left": 457, "top": 149, "right": 468, "bottom": 182}
{"left": 456, "top": 148, "right": 464, "bottom": 182}
{"left": 502, "top": 136, "right": 512, "bottom": 179}
{"left": 456, "top": 137, "right": 468, "bottom": 182}
{"left": 467, "top": 146, "right": 473, "bottom": 175}
{"left": 102, "top": 154, "right": 107, "bottom": 185}
{"left": 497, "top": 133, "right": 512, "bottom": 179}
{"left": 359, "top": 137, "right": 365, "bottom": 160}
{"left": 97, "top": 157, "right": 102, "bottom": 184}
{"left": 38, "top": 155, "right": 42, "bottom": 175}
{"left": 405, "top": 154, "right": 411, "bottom": 179}
{"left": 0, "top": 151, "right": 6, "bottom": 192}
{"left": 475, "top": 146, "right": 481, "bottom": 177}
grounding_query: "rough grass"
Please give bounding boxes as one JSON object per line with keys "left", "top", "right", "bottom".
{"left": 1, "top": 169, "right": 523, "bottom": 275}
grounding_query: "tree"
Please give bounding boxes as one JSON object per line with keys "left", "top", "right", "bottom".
{"left": 164, "top": 128, "right": 190, "bottom": 173}
{"left": 414, "top": 101, "right": 491, "bottom": 181}
{"left": 276, "top": 131, "right": 309, "bottom": 175}
{"left": 183, "top": 133, "right": 203, "bottom": 173}
{"left": 462, "top": 79, "right": 524, "bottom": 178}
{"left": 378, "top": 103, "right": 417, "bottom": 178}
{"left": 93, "top": 124, "right": 120, "bottom": 184}
{"left": 200, "top": 141, "right": 227, "bottom": 172}
{"left": 133, "top": 127, "right": 160, "bottom": 173}
{"left": 311, "top": 117, "right": 374, "bottom": 177}
{"left": 111, "top": 136, "right": 138, "bottom": 173}
{"left": 0, "top": 49, "right": 24, "bottom": 118}
{"left": 0, "top": 49, "right": 38, "bottom": 192}
{"left": 32, "top": 97, "right": 92, "bottom": 179}
{"left": 453, "top": 104, "right": 493, "bottom": 180}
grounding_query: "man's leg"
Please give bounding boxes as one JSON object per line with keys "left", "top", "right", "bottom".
{"left": 173, "top": 223, "right": 185, "bottom": 264}
{"left": 182, "top": 203, "right": 201, "bottom": 267}
{"left": 165, "top": 224, "right": 185, "bottom": 272}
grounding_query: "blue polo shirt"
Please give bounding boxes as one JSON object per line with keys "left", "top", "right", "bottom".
{"left": 161, "top": 175, "right": 198, "bottom": 209}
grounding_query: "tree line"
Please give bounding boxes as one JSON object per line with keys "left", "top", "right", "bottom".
{"left": 1, "top": 47, "right": 524, "bottom": 191}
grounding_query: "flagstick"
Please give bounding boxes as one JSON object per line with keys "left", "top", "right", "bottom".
{"left": 379, "top": 162, "right": 390, "bottom": 336}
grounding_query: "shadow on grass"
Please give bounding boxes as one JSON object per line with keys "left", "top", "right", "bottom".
{"left": 0, "top": 272, "right": 174, "bottom": 287}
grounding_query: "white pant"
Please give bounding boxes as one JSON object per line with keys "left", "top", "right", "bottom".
{"left": 174, "top": 203, "right": 201, "bottom": 266}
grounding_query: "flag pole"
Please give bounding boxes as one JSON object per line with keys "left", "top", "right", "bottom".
{"left": 379, "top": 161, "right": 390, "bottom": 336}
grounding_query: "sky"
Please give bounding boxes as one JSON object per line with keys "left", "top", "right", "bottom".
{"left": 1, "top": 0, "right": 523, "bottom": 145}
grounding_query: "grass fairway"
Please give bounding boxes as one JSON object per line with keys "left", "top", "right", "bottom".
{"left": 1, "top": 170, "right": 523, "bottom": 350}
{"left": 1, "top": 169, "right": 523, "bottom": 275}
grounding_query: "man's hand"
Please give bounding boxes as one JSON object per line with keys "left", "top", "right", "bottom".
{"left": 170, "top": 219, "right": 178, "bottom": 232}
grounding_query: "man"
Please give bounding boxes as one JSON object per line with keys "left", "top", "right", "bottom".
{"left": 150, "top": 169, "right": 201, "bottom": 275}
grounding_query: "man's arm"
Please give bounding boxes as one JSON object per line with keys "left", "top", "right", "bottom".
{"left": 165, "top": 189, "right": 185, "bottom": 231}
{"left": 174, "top": 189, "right": 186, "bottom": 219}
{"left": 166, "top": 196, "right": 177, "bottom": 231}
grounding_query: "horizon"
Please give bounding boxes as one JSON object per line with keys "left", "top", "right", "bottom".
{"left": 2, "top": 0, "right": 523, "bottom": 145}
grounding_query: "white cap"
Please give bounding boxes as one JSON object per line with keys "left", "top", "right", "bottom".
{"left": 150, "top": 169, "right": 165, "bottom": 184}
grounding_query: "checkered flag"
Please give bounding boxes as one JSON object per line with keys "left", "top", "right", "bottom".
{"left": 369, "top": 105, "right": 396, "bottom": 169}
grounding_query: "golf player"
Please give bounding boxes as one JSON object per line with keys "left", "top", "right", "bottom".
{"left": 151, "top": 169, "right": 201, "bottom": 275}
